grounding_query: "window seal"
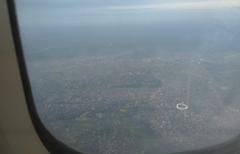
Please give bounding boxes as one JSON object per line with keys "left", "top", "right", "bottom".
{"left": 6, "top": 0, "right": 83, "bottom": 154}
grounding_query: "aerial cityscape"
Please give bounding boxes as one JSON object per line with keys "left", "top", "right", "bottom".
{"left": 17, "top": 0, "right": 240, "bottom": 153}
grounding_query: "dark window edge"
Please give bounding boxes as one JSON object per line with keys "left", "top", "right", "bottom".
{"left": 6, "top": 0, "right": 83, "bottom": 154}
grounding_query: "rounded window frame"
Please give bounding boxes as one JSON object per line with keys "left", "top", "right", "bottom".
{"left": 7, "top": 0, "right": 240, "bottom": 154}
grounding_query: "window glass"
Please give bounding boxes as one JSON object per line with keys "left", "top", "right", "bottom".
{"left": 15, "top": 0, "right": 240, "bottom": 153}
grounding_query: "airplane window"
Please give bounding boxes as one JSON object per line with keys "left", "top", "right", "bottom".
{"left": 14, "top": 0, "right": 240, "bottom": 153}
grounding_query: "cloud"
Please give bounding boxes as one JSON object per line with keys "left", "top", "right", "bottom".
{"left": 108, "top": 0, "right": 240, "bottom": 11}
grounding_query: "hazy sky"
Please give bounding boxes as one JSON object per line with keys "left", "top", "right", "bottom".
{"left": 18, "top": 0, "right": 240, "bottom": 8}
{"left": 16, "top": 0, "right": 240, "bottom": 27}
